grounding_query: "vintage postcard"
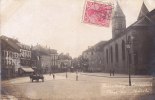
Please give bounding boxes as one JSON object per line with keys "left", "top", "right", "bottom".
{"left": 0, "top": 0, "right": 155, "bottom": 100}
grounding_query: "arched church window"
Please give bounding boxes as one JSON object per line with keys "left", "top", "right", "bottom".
{"left": 106, "top": 49, "right": 108, "bottom": 64}
{"left": 128, "top": 36, "right": 131, "bottom": 43}
{"left": 115, "top": 44, "right": 119, "bottom": 62}
{"left": 122, "top": 40, "right": 125, "bottom": 60}
{"left": 110, "top": 46, "right": 113, "bottom": 63}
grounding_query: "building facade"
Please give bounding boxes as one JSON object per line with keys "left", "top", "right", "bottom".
{"left": 17, "top": 43, "right": 34, "bottom": 75}
{"left": 82, "top": 41, "right": 106, "bottom": 72}
{"left": 50, "top": 52, "right": 58, "bottom": 72}
{"left": 103, "top": 2, "right": 155, "bottom": 74}
{"left": 0, "top": 36, "right": 59, "bottom": 77}
{"left": 57, "top": 53, "right": 72, "bottom": 72}
{"left": 1, "top": 36, "right": 20, "bottom": 79}
{"left": 32, "top": 45, "right": 58, "bottom": 73}
{"left": 18, "top": 43, "right": 32, "bottom": 67}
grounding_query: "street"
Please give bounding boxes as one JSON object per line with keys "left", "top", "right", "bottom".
{"left": 1, "top": 72, "right": 155, "bottom": 100}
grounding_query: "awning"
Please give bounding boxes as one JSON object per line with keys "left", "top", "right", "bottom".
{"left": 32, "top": 66, "right": 37, "bottom": 69}
{"left": 21, "top": 67, "right": 34, "bottom": 72}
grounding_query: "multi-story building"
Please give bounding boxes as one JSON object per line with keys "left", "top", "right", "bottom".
{"left": 1, "top": 36, "right": 20, "bottom": 79}
{"left": 58, "top": 53, "right": 72, "bottom": 72}
{"left": 32, "top": 44, "right": 58, "bottom": 73}
{"left": 82, "top": 41, "right": 106, "bottom": 72}
{"left": 50, "top": 50, "right": 58, "bottom": 72}
{"left": 17, "top": 43, "right": 31, "bottom": 66}
{"left": 0, "top": 36, "right": 59, "bottom": 77}
{"left": 17, "top": 43, "right": 34, "bottom": 75}
{"left": 31, "top": 50, "right": 37, "bottom": 68}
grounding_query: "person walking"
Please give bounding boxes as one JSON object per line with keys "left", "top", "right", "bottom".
{"left": 112, "top": 69, "right": 115, "bottom": 76}
{"left": 110, "top": 70, "right": 112, "bottom": 76}
{"left": 53, "top": 74, "right": 55, "bottom": 79}
{"left": 66, "top": 72, "right": 68, "bottom": 79}
{"left": 76, "top": 71, "right": 78, "bottom": 81}
{"left": 49, "top": 71, "right": 51, "bottom": 76}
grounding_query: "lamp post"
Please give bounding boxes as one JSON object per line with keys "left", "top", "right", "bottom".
{"left": 126, "top": 36, "right": 134, "bottom": 86}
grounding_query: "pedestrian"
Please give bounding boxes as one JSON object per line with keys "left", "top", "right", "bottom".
{"left": 110, "top": 70, "right": 111, "bottom": 76}
{"left": 112, "top": 70, "right": 115, "bottom": 76}
{"left": 153, "top": 72, "right": 155, "bottom": 80}
{"left": 66, "top": 72, "right": 68, "bottom": 79}
{"left": 53, "top": 74, "right": 55, "bottom": 79}
{"left": 76, "top": 71, "right": 78, "bottom": 81}
{"left": 76, "top": 74, "right": 78, "bottom": 81}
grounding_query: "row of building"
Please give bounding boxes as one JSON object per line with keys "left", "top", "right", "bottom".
{"left": 81, "top": 2, "right": 155, "bottom": 75}
{"left": 0, "top": 35, "right": 72, "bottom": 79}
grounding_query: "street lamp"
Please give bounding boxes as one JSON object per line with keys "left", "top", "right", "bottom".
{"left": 126, "top": 36, "right": 134, "bottom": 86}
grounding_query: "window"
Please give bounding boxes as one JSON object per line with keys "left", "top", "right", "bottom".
{"left": 2, "top": 51, "right": 4, "bottom": 57}
{"left": 118, "top": 23, "right": 122, "bottom": 28}
{"left": 4, "top": 51, "right": 6, "bottom": 57}
{"left": 134, "top": 52, "right": 138, "bottom": 65}
{"left": 7, "top": 59, "right": 9, "bottom": 65}
{"left": 115, "top": 44, "right": 119, "bottom": 62}
{"left": 128, "top": 36, "right": 131, "bottom": 42}
{"left": 4, "top": 59, "right": 6, "bottom": 65}
{"left": 91, "top": 52, "right": 93, "bottom": 55}
{"left": 110, "top": 46, "right": 113, "bottom": 63}
{"left": 122, "top": 40, "right": 125, "bottom": 60}
{"left": 8, "top": 51, "right": 10, "bottom": 57}
{"left": 106, "top": 49, "right": 108, "bottom": 64}
{"left": 2, "top": 59, "right": 4, "bottom": 65}
{"left": 6, "top": 51, "right": 8, "bottom": 57}
{"left": 10, "top": 60, "right": 12, "bottom": 65}
{"left": 12, "top": 53, "right": 14, "bottom": 58}
{"left": 11, "top": 52, "right": 12, "bottom": 58}
{"left": 9, "top": 51, "right": 11, "bottom": 57}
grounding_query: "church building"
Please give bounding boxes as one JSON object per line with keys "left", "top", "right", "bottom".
{"left": 103, "top": 2, "right": 155, "bottom": 74}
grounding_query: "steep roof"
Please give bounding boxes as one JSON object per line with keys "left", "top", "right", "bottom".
{"left": 49, "top": 49, "right": 57, "bottom": 54}
{"left": 58, "top": 53, "right": 72, "bottom": 60}
{"left": 32, "top": 45, "right": 57, "bottom": 56}
{"left": 83, "top": 41, "right": 107, "bottom": 53}
{"left": 94, "top": 41, "right": 107, "bottom": 51}
{"left": 137, "top": 2, "right": 149, "bottom": 20}
{"left": 131, "top": 9, "right": 155, "bottom": 27}
{"left": 103, "top": 8, "right": 155, "bottom": 46}
{"left": 0, "top": 35, "right": 20, "bottom": 52}
{"left": 17, "top": 43, "right": 31, "bottom": 50}
{"left": 113, "top": 1, "right": 125, "bottom": 17}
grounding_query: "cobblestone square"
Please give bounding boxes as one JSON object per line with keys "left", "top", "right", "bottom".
{"left": 1, "top": 72, "right": 155, "bottom": 100}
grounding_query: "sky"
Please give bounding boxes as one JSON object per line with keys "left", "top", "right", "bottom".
{"left": 1, "top": 0, "right": 155, "bottom": 58}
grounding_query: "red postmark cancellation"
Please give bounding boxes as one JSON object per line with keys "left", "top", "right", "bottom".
{"left": 83, "top": 0, "right": 112, "bottom": 27}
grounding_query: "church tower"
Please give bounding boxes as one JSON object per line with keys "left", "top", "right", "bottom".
{"left": 112, "top": 2, "right": 126, "bottom": 38}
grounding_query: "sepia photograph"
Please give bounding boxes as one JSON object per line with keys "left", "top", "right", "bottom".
{"left": 0, "top": 0, "right": 155, "bottom": 100}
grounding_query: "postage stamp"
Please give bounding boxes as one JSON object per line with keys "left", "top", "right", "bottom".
{"left": 83, "top": 0, "right": 113, "bottom": 27}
